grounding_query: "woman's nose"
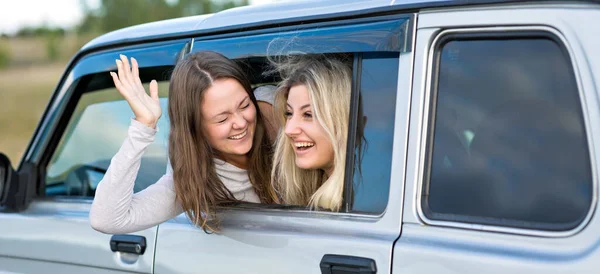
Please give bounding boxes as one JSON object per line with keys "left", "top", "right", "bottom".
{"left": 284, "top": 116, "right": 301, "bottom": 136}
{"left": 231, "top": 112, "right": 247, "bottom": 129}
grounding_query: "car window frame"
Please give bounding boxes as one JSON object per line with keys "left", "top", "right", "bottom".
{"left": 25, "top": 13, "right": 414, "bottom": 222}
{"left": 416, "top": 26, "right": 596, "bottom": 237}
{"left": 29, "top": 40, "right": 190, "bottom": 200}
{"left": 44, "top": 85, "right": 171, "bottom": 197}
{"left": 186, "top": 14, "right": 413, "bottom": 217}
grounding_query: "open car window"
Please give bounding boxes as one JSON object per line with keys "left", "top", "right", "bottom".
{"left": 45, "top": 80, "right": 170, "bottom": 197}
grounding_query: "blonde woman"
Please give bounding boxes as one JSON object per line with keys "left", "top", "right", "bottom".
{"left": 271, "top": 56, "right": 353, "bottom": 211}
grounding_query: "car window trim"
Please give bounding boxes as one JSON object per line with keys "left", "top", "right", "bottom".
{"left": 32, "top": 42, "right": 188, "bottom": 198}
{"left": 189, "top": 19, "right": 411, "bottom": 216}
{"left": 34, "top": 20, "right": 411, "bottom": 218}
{"left": 416, "top": 26, "right": 596, "bottom": 238}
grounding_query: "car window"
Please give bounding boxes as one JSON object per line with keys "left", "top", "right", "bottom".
{"left": 45, "top": 81, "right": 170, "bottom": 197}
{"left": 199, "top": 16, "right": 413, "bottom": 213}
{"left": 351, "top": 52, "right": 399, "bottom": 213}
{"left": 229, "top": 52, "right": 399, "bottom": 213}
{"left": 422, "top": 33, "right": 593, "bottom": 231}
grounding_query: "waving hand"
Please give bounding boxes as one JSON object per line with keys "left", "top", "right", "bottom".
{"left": 110, "top": 54, "right": 161, "bottom": 129}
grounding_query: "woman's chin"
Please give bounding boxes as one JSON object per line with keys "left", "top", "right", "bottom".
{"left": 233, "top": 143, "right": 253, "bottom": 155}
{"left": 294, "top": 159, "right": 316, "bottom": 170}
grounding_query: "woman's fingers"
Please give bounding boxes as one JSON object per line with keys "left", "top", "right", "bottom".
{"left": 131, "top": 57, "right": 140, "bottom": 81}
{"left": 149, "top": 80, "right": 159, "bottom": 102}
{"left": 109, "top": 72, "right": 128, "bottom": 99}
{"left": 119, "top": 54, "right": 134, "bottom": 85}
{"left": 131, "top": 57, "right": 145, "bottom": 91}
{"left": 112, "top": 57, "right": 158, "bottom": 125}
{"left": 116, "top": 59, "right": 128, "bottom": 90}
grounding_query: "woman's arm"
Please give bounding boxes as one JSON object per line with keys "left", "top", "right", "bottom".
{"left": 90, "top": 55, "right": 182, "bottom": 234}
{"left": 90, "top": 119, "right": 182, "bottom": 234}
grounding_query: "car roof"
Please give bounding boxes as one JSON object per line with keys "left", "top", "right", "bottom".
{"left": 81, "top": 0, "right": 595, "bottom": 51}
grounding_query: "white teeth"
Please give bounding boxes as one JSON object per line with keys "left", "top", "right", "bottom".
{"left": 294, "top": 142, "right": 314, "bottom": 148}
{"left": 229, "top": 130, "right": 247, "bottom": 140}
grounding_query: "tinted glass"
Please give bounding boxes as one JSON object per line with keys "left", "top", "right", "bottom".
{"left": 46, "top": 82, "right": 170, "bottom": 197}
{"left": 423, "top": 36, "right": 592, "bottom": 230}
{"left": 351, "top": 52, "right": 399, "bottom": 213}
{"left": 192, "top": 19, "right": 411, "bottom": 58}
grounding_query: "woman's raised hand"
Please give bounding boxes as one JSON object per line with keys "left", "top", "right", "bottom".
{"left": 110, "top": 54, "right": 162, "bottom": 129}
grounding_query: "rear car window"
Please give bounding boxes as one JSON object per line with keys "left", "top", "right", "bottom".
{"left": 422, "top": 33, "right": 593, "bottom": 231}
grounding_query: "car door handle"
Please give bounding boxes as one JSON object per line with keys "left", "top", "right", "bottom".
{"left": 320, "top": 254, "right": 377, "bottom": 274}
{"left": 110, "top": 234, "right": 146, "bottom": 255}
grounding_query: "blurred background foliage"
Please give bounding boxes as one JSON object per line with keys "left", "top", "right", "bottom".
{"left": 0, "top": 0, "right": 251, "bottom": 163}
{"left": 77, "top": 0, "right": 248, "bottom": 35}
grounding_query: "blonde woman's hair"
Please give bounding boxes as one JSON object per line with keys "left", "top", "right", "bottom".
{"left": 271, "top": 55, "right": 352, "bottom": 211}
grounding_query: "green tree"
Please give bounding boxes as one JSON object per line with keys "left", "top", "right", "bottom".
{"left": 15, "top": 26, "right": 65, "bottom": 38}
{"left": 45, "top": 34, "right": 60, "bottom": 61}
{"left": 78, "top": 0, "right": 250, "bottom": 34}
{"left": 0, "top": 40, "right": 10, "bottom": 69}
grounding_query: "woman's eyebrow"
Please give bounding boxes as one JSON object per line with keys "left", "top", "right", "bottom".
{"left": 213, "top": 96, "right": 250, "bottom": 118}
{"left": 286, "top": 103, "right": 311, "bottom": 110}
{"left": 213, "top": 110, "right": 230, "bottom": 119}
{"left": 238, "top": 96, "right": 249, "bottom": 107}
{"left": 213, "top": 107, "right": 232, "bottom": 118}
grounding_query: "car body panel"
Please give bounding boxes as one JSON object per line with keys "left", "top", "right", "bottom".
{"left": 395, "top": 5, "right": 600, "bottom": 274}
{"left": 1, "top": 1, "right": 599, "bottom": 274}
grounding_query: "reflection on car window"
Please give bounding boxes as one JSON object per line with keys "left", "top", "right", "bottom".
{"left": 46, "top": 83, "right": 170, "bottom": 197}
{"left": 351, "top": 52, "right": 399, "bottom": 213}
{"left": 423, "top": 35, "right": 592, "bottom": 231}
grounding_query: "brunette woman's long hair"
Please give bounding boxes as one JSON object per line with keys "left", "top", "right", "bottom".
{"left": 168, "top": 51, "right": 277, "bottom": 232}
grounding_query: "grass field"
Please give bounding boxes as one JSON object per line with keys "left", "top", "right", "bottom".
{"left": 0, "top": 62, "right": 65, "bottom": 164}
{"left": 0, "top": 36, "right": 92, "bottom": 165}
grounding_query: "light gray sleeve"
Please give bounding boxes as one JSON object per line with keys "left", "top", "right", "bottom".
{"left": 166, "top": 152, "right": 173, "bottom": 175}
{"left": 90, "top": 119, "right": 183, "bottom": 234}
{"left": 253, "top": 85, "right": 277, "bottom": 105}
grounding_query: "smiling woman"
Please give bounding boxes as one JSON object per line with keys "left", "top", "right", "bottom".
{"left": 200, "top": 78, "right": 257, "bottom": 169}
{"left": 284, "top": 84, "right": 336, "bottom": 173}
{"left": 89, "top": 51, "right": 278, "bottom": 234}
{"left": 272, "top": 55, "right": 353, "bottom": 211}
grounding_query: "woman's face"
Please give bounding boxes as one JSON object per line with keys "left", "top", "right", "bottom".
{"left": 284, "top": 84, "right": 334, "bottom": 173}
{"left": 201, "top": 78, "right": 256, "bottom": 163}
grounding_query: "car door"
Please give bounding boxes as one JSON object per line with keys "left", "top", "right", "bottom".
{"left": 153, "top": 15, "right": 415, "bottom": 274}
{"left": 395, "top": 3, "right": 600, "bottom": 273}
{"left": 0, "top": 39, "right": 190, "bottom": 273}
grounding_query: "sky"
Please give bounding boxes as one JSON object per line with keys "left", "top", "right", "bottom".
{"left": 0, "top": 0, "right": 276, "bottom": 35}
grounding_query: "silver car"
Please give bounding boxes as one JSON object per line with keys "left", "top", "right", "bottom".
{"left": 1, "top": 0, "right": 599, "bottom": 273}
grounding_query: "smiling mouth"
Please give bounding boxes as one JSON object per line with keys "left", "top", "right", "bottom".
{"left": 229, "top": 130, "right": 248, "bottom": 140}
{"left": 294, "top": 142, "right": 314, "bottom": 151}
